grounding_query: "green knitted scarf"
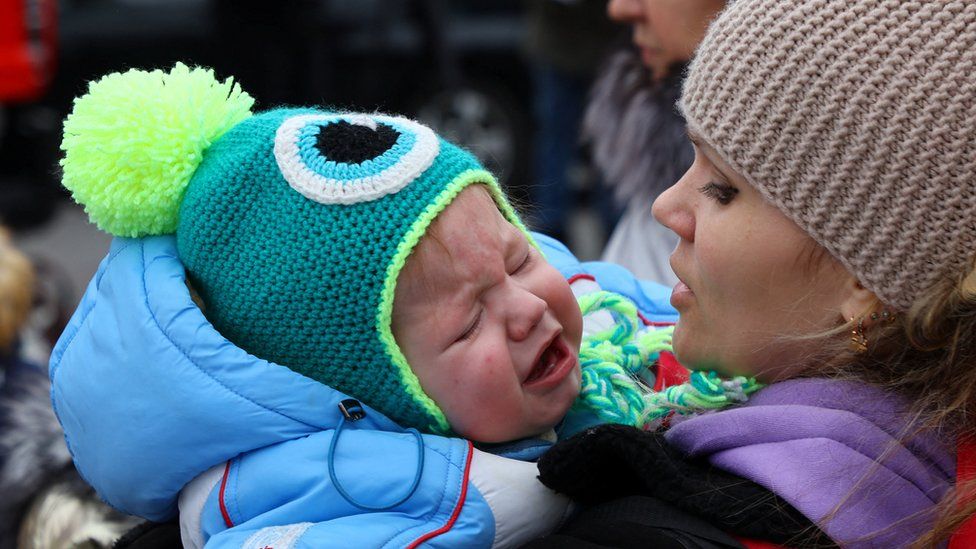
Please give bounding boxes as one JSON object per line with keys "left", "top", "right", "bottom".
{"left": 572, "top": 290, "right": 764, "bottom": 429}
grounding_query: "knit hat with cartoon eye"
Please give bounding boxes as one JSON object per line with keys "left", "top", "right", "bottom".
{"left": 60, "top": 63, "right": 527, "bottom": 434}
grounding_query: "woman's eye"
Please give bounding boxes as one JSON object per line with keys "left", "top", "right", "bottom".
{"left": 698, "top": 182, "right": 739, "bottom": 205}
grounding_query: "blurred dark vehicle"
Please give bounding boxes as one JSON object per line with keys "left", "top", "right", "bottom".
{"left": 1, "top": 0, "right": 533, "bottom": 229}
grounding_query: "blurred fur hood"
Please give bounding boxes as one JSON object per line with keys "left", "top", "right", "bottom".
{"left": 0, "top": 358, "right": 135, "bottom": 549}
{"left": 581, "top": 47, "right": 694, "bottom": 206}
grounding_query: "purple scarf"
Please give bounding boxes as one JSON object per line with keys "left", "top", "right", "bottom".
{"left": 665, "top": 379, "right": 955, "bottom": 547}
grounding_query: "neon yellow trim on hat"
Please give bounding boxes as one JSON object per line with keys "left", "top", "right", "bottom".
{"left": 377, "top": 169, "right": 532, "bottom": 435}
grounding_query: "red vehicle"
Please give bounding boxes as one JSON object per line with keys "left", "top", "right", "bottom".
{"left": 0, "top": 0, "right": 57, "bottom": 103}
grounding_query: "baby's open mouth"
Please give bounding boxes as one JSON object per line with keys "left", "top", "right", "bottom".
{"left": 524, "top": 335, "right": 569, "bottom": 385}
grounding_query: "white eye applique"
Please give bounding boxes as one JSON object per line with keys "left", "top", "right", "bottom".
{"left": 274, "top": 113, "right": 440, "bottom": 204}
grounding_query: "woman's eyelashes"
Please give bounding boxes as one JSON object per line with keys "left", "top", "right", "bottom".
{"left": 698, "top": 181, "right": 739, "bottom": 205}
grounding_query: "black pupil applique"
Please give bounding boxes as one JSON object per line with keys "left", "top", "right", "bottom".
{"left": 316, "top": 121, "right": 399, "bottom": 164}
{"left": 274, "top": 113, "right": 440, "bottom": 205}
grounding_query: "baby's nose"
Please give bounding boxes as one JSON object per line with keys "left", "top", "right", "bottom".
{"left": 507, "top": 291, "right": 546, "bottom": 341}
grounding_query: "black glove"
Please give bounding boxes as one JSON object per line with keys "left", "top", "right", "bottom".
{"left": 537, "top": 424, "right": 834, "bottom": 547}
{"left": 522, "top": 495, "right": 747, "bottom": 549}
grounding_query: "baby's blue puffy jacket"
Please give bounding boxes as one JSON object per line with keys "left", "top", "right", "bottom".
{"left": 49, "top": 234, "right": 676, "bottom": 548}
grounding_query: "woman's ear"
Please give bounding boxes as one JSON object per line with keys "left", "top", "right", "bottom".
{"left": 838, "top": 276, "right": 880, "bottom": 321}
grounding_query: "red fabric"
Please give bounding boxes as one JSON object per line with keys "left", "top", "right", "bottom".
{"left": 949, "top": 437, "right": 976, "bottom": 548}
{"left": 654, "top": 351, "right": 690, "bottom": 391}
{"left": 0, "top": 0, "right": 58, "bottom": 102}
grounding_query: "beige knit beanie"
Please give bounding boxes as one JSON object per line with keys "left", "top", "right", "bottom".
{"left": 681, "top": 0, "right": 976, "bottom": 309}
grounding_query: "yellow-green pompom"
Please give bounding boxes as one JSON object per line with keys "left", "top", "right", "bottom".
{"left": 61, "top": 63, "right": 254, "bottom": 237}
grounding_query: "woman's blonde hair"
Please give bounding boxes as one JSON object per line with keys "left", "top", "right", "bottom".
{"left": 0, "top": 228, "right": 34, "bottom": 353}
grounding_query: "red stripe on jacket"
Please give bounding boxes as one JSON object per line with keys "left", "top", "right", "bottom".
{"left": 218, "top": 461, "right": 234, "bottom": 528}
{"left": 407, "top": 441, "right": 475, "bottom": 548}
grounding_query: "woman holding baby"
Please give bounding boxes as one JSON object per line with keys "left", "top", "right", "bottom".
{"left": 531, "top": 0, "right": 976, "bottom": 547}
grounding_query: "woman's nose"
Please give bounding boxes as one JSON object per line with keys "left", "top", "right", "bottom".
{"left": 607, "top": 0, "right": 644, "bottom": 23}
{"left": 652, "top": 176, "right": 695, "bottom": 243}
{"left": 507, "top": 289, "right": 546, "bottom": 341}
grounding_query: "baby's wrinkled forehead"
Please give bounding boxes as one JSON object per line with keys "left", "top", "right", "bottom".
{"left": 396, "top": 185, "right": 526, "bottom": 303}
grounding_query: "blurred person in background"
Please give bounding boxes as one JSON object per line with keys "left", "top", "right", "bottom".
{"left": 0, "top": 228, "right": 135, "bottom": 547}
{"left": 523, "top": 0, "right": 619, "bottom": 246}
{"left": 585, "top": 0, "right": 725, "bottom": 284}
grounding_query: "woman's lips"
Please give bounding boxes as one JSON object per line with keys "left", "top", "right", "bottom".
{"left": 523, "top": 336, "right": 577, "bottom": 390}
{"left": 670, "top": 280, "right": 695, "bottom": 308}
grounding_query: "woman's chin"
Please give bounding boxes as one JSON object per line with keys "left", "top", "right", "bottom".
{"left": 669, "top": 324, "right": 695, "bottom": 368}
{"left": 671, "top": 324, "right": 730, "bottom": 374}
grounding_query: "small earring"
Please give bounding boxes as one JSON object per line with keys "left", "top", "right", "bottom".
{"left": 850, "top": 317, "right": 868, "bottom": 353}
{"left": 871, "top": 310, "right": 896, "bottom": 324}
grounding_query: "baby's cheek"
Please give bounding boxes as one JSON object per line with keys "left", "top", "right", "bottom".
{"left": 447, "top": 353, "right": 524, "bottom": 442}
{"left": 452, "top": 347, "right": 505, "bottom": 396}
